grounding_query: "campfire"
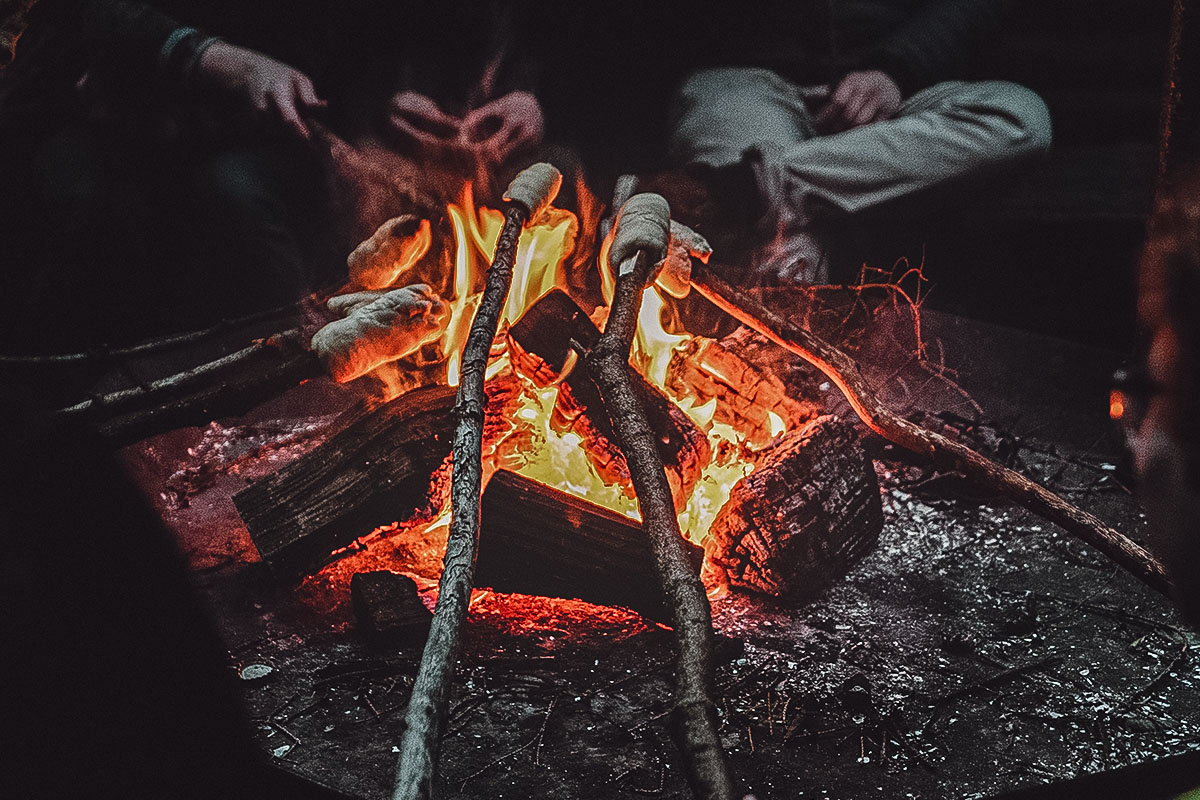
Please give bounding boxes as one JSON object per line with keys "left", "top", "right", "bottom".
{"left": 237, "top": 168, "right": 891, "bottom": 607}
{"left": 24, "top": 154, "right": 1171, "bottom": 798}
{"left": 211, "top": 163, "right": 1169, "bottom": 799}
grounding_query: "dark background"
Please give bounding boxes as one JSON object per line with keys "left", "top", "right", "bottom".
{"left": 834, "top": 0, "right": 1187, "bottom": 352}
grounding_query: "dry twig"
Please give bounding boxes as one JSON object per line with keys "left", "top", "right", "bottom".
{"left": 690, "top": 264, "right": 1172, "bottom": 597}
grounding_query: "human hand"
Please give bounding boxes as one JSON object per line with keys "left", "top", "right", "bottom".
{"left": 462, "top": 91, "right": 544, "bottom": 167}
{"left": 815, "top": 70, "right": 901, "bottom": 134}
{"left": 195, "top": 41, "right": 325, "bottom": 139}
{"left": 385, "top": 91, "right": 464, "bottom": 157}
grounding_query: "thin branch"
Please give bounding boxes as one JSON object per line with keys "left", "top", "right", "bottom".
{"left": 52, "top": 329, "right": 311, "bottom": 420}
{"left": 584, "top": 196, "right": 734, "bottom": 800}
{"left": 0, "top": 302, "right": 305, "bottom": 365}
{"left": 393, "top": 163, "right": 560, "bottom": 800}
{"left": 690, "top": 263, "right": 1173, "bottom": 597}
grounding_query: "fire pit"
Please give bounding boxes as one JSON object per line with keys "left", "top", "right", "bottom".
{"left": 100, "top": 168, "right": 1200, "bottom": 799}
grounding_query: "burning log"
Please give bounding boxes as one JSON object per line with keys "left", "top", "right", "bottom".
{"left": 583, "top": 194, "right": 734, "bottom": 800}
{"left": 352, "top": 571, "right": 433, "bottom": 646}
{"left": 665, "top": 331, "right": 822, "bottom": 449}
{"left": 393, "top": 164, "right": 563, "bottom": 800}
{"left": 689, "top": 263, "right": 1174, "bottom": 597}
{"left": 475, "top": 470, "right": 703, "bottom": 622}
{"left": 508, "top": 288, "right": 711, "bottom": 505}
{"left": 234, "top": 383, "right": 458, "bottom": 576}
{"left": 708, "top": 417, "right": 883, "bottom": 597}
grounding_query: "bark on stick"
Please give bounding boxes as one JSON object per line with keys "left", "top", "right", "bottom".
{"left": 392, "top": 164, "right": 561, "bottom": 800}
{"left": 584, "top": 195, "right": 735, "bottom": 800}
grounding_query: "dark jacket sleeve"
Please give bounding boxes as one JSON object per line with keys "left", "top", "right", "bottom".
{"left": 852, "top": 0, "right": 1017, "bottom": 96}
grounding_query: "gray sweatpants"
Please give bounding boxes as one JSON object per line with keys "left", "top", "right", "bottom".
{"left": 670, "top": 67, "right": 1053, "bottom": 218}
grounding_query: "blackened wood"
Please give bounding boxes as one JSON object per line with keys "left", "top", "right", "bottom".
{"left": 351, "top": 571, "right": 433, "bottom": 646}
{"left": 508, "top": 288, "right": 711, "bottom": 505}
{"left": 690, "top": 262, "right": 1173, "bottom": 597}
{"left": 585, "top": 238, "right": 734, "bottom": 797}
{"left": 233, "top": 383, "right": 457, "bottom": 576}
{"left": 709, "top": 417, "right": 883, "bottom": 597}
{"left": 475, "top": 470, "right": 702, "bottom": 621}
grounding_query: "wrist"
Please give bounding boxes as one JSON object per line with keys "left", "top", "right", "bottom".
{"left": 160, "top": 26, "right": 225, "bottom": 86}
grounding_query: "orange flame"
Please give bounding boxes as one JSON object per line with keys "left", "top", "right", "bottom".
{"left": 363, "top": 186, "right": 801, "bottom": 575}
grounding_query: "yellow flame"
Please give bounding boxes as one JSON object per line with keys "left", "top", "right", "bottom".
{"left": 373, "top": 186, "right": 804, "bottom": 579}
{"left": 442, "top": 204, "right": 476, "bottom": 387}
{"left": 634, "top": 287, "right": 688, "bottom": 388}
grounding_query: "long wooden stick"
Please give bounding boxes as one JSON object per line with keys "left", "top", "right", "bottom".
{"left": 690, "top": 263, "right": 1173, "bottom": 596}
{"left": 52, "top": 329, "right": 312, "bottom": 420}
{"left": 392, "top": 164, "right": 561, "bottom": 800}
{"left": 584, "top": 195, "right": 734, "bottom": 800}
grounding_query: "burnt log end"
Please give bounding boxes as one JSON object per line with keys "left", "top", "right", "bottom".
{"left": 233, "top": 384, "right": 457, "bottom": 576}
{"left": 709, "top": 416, "right": 883, "bottom": 597}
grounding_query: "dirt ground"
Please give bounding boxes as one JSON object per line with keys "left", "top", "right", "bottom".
{"left": 120, "top": 311, "right": 1200, "bottom": 800}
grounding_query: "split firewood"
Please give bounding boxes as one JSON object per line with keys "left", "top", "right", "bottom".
{"left": 393, "top": 162, "right": 563, "bottom": 800}
{"left": 347, "top": 215, "right": 433, "bottom": 290}
{"left": 584, "top": 194, "right": 734, "bottom": 800}
{"left": 689, "top": 263, "right": 1174, "bottom": 597}
{"left": 665, "top": 332, "right": 821, "bottom": 450}
{"left": 709, "top": 416, "right": 883, "bottom": 596}
{"left": 311, "top": 284, "right": 449, "bottom": 383}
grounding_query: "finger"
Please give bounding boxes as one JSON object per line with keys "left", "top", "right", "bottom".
{"left": 295, "top": 75, "right": 326, "bottom": 109}
{"left": 831, "top": 76, "right": 858, "bottom": 107}
{"left": 840, "top": 86, "right": 872, "bottom": 127}
{"left": 850, "top": 95, "right": 881, "bottom": 127}
{"left": 269, "top": 89, "right": 309, "bottom": 139}
{"left": 387, "top": 114, "right": 443, "bottom": 148}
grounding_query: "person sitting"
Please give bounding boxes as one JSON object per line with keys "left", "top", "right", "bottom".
{"left": 667, "top": 0, "right": 1053, "bottom": 285}
{"left": 0, "top": 0, "right": 547, "bottom": 352}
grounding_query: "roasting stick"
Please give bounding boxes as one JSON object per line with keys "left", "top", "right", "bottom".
{"left": 689, "top": 263, "right": 1173, "bottom": 597}
{"left": 392, "top": 163, "right": 562, "bottom": 800}
{"left": 582, "top": 195, "right": 735, "bottom": 800}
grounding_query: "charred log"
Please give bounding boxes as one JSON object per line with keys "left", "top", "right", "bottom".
{"left": 709, "top": 416, "right": 883, "bottom": 597}
{"left": 475, "top": 470, "right": 703, "bottom": 622}
{"left": 234, "top": 384, "right": 458, "bottom": 576}
{"left": 351, "top": 571, "right": 433, "bottom": 647}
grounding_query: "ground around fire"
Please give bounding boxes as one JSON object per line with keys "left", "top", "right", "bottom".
{"left": 119, "top": 310, "right": 1200, "bottom": 800}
